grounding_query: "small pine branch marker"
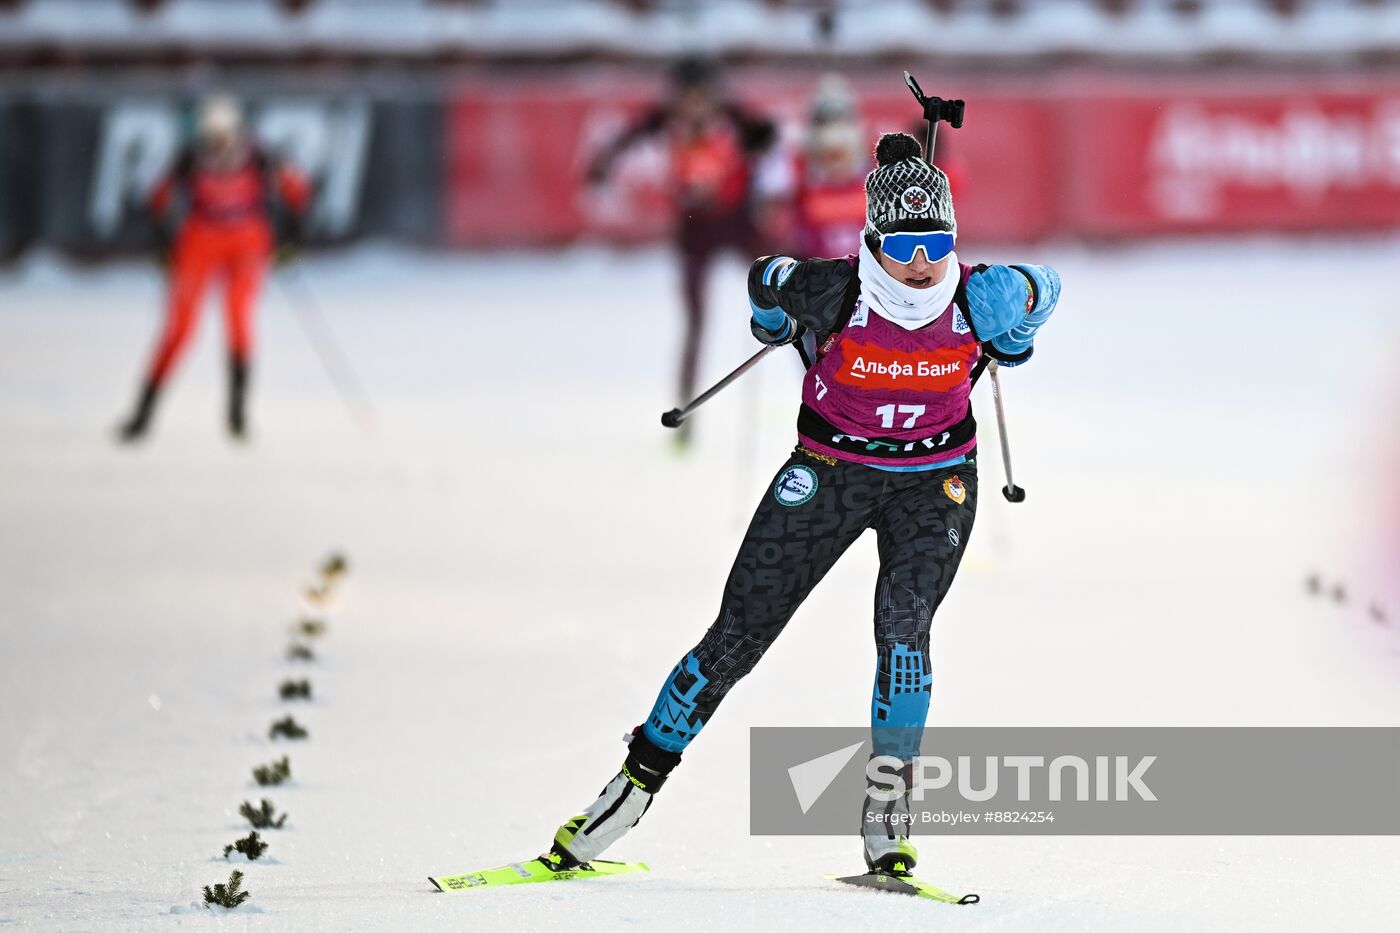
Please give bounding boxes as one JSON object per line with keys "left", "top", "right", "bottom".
{"left": 223, "top": 831, "right": 269, "bottom": 861}
{"left": 304, "top": 552, "right": 348, "bottom": 604}
{"left": 203, "top": 869, "right": 251, "bottom": 909}
{"left": 252, "top": 755, "right": 291, "bottom": 786}
{"left": 269, "top": 716, "right": 308, "bottom": 740}
{"left": 295, "top": 617, "right": 327, "bottom": 638}
{"left": 279, "top": 678, "right": 312, "bottom": 700}
{"left": 320, "top": 552, "right": 348, "bottom": 581}
{"left": 239, "top": 798, "right": 288, "bottom": 829}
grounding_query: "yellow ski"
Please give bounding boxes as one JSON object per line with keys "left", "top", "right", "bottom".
{"left": 429, "top": 856, "right": 648, "bottom": 892}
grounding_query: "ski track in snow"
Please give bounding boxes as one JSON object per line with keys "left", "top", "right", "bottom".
{"left": 1, "top": 241, "right": 1398, "bottom": 931}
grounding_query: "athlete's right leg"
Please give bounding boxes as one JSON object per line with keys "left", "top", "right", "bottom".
{"left": 861, "top": 464, "right": 978, "bottom": 872}
{"left": 119, "top": 232, "right": 216, "bottom": 441}
{"left": 223, "top": 237, "right": 267, "bottom": 439}
{"left": 551, "top": 450, "right": 883, "bottom": 865}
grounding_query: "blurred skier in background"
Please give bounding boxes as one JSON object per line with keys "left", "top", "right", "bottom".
{"left": 787, "top": 74, "right": 870, "bottom": 259}
{"left": 118, "top": 94, "right": 309, "bottom": 443}
{"left": 586, "top": 57, "right": 778, "bottom": 444}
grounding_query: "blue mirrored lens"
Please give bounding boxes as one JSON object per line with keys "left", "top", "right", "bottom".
{"left": 880, "top": 231, "right": 955, "bottom": 264}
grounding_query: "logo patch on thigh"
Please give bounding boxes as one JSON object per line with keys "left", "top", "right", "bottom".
{"left": 948, "top": 527, "right": 961, "bottom": 547}
{"left": 774, "top": 465, "right": 819, "bottom": 507}
{"left": 942, "top": 475, "right": 966, "bottom": 505}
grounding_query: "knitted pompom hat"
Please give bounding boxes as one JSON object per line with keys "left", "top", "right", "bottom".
{"left": 863, "top": 132, "right": 955, "bottom": 236}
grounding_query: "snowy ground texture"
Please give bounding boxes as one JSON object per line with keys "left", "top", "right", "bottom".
{"left": 2, "top": 241, "right": 1399, "bottom": 932}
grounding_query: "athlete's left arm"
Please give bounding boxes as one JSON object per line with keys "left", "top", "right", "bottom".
{"left": 746, "top": 255, "right": 854, "bottom": 345}
{"left": 964, "top": 263, "right": 1061, "bottom": 367}
{"left": 273, "top": 163, "right": 311, "bottom": 216}
{"left": 257, "top": 151, "right": 312, "bottom": 252}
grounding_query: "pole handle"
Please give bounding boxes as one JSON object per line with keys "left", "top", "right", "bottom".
{"left": 903, "top": 71, "right": 966, "bottom": 157}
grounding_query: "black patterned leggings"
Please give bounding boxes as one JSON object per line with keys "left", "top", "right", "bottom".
{"left": 641, "top": 447, "right": 978, "bottom": 760}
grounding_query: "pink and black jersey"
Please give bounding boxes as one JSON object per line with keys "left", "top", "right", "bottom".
{"left": 747, "top": 254, "right": 986, "bottom": 468}
{"left": 798, "top": 262, "right": 980, "bottom": 467}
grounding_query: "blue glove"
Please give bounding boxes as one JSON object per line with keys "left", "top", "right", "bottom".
{"left": 747, "top": 255, "right": 802, "bottom": 345}
{"left": 750, "top": 299, "right": 800, "bottom": 346}
{"left": 965, "top": 265, "right": 1033, "bottom": 338}
{"left": 966, "top": 263, "right": 1060, "bottom": 366}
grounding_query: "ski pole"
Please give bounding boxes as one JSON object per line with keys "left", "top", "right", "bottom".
{"left": 661, "top": 344, "right": 777, "bottom": 428}
{"left": 276, "top": 266, "right": 378, "bottom": 436}
{"left": 987, "top": 360, "right": 1026, "bottom": 503}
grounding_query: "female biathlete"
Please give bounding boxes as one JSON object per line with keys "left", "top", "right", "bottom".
{"left": 548, "top": 132, "right": 1060, "bottom": 874}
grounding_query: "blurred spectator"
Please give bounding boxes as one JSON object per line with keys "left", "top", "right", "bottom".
{"left": 784, "top": 73, "right": 870, "bottom": 259}
{"left": 6, "top": 1, "right": 1397, "bottom": 68}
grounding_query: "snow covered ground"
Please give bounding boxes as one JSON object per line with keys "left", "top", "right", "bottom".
{"left": 1, "top": 240, "right": 1398, "bottom": 931}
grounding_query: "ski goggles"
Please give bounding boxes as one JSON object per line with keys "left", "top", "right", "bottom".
{"left": 875, "top": 229, "right": 956, "bottom": 265}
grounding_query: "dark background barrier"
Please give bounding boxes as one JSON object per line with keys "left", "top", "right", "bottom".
{"left": 0, "top": 100, "right": 40, "bottom": 259}
{"left": 0, "top": 82, "right": 445, "bottom": 260}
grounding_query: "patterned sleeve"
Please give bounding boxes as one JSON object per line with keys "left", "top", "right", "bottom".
{"left": 747, "top": 256, "right": 856, "bottom": 334}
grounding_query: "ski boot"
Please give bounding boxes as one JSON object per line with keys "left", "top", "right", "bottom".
{"left": 117, "top": 380, "right": 160, "bottom": 444}
{"left": 861, "top": 759, "right": 918, "bottom": 874}
{"left": 227, "top": 354, "right": 250, "bottom": 440}
{"left": 548, "top": 729, "right": 681, "bottom": 868}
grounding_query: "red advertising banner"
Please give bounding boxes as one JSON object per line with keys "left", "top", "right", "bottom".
{"left": 447, "top": 82, "right": 671, "bottom": 247}
{"left": 1065, "top": 82, "right": 1400, "bottom": 235}
{"left": 446, "top": 73, "right": 1400, "bottom": 247}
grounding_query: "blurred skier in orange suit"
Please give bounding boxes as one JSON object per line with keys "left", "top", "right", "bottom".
{"left": 119, "top": 94, "right": 310, "bottom": 442}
